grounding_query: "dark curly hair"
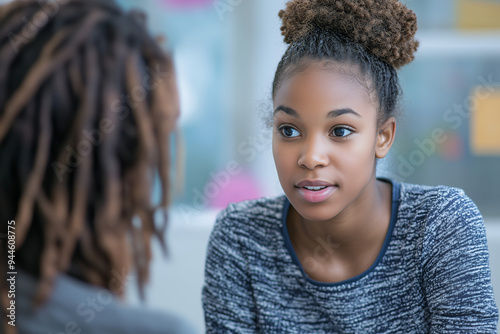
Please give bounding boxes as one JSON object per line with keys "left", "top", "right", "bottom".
{"left": 0, "top": 0, "right": 177, "bottom": 319}
{"left": 272, "top": 0, "right": 419, "bottom": 124}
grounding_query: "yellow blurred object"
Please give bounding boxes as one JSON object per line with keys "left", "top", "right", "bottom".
{"left": 457, "top": 0, "right": 500, "bottom": 30}
{"left": 471, "top": 87, "right": 500, "bottom": 155}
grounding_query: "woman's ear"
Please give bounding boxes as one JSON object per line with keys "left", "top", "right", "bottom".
{"left": 375, "top": 117, "right": 396, "bottom": 159}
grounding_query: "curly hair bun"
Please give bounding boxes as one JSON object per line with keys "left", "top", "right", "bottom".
{"left": 278, "top": 0, "right": 419, "bottom": 69}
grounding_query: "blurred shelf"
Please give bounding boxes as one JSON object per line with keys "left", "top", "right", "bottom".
{"left": 416, "top": 31, "right": 500, "bottom": 56}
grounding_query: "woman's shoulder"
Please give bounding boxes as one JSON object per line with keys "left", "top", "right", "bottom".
{"left": 207, "top": 195, "right": 288, "bottom": 249}
{"left": 394, "top": 181, "right": 487, "bottom": 262}
{"left": 396, "top": 181, "right": 483, "bottom": 235}
{"left": 398, "top": 181, "right": 476, "bottom": 215}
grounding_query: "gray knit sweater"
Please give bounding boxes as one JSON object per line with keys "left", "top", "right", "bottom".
{"left": 202, "top": 180, "right": 498, "bottom": 333}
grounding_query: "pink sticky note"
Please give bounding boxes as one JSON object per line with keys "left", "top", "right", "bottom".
{"left": 207, "top": 172, "right": 263, "bottom": 209}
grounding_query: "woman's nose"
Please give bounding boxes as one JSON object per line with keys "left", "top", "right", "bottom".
{"left": 297, "top": 136, "right": 329, "bottom": 169}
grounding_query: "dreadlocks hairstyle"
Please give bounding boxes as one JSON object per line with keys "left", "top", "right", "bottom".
{"left": 0, "top": 0, "right": 178, "bottom": 319}
{"left": 272, "top": 0, "right": 419, "bottom": 126}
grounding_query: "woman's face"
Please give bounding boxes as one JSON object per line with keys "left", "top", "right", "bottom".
{"left": 272, "top": 62, "right": 390, "bottom": 222}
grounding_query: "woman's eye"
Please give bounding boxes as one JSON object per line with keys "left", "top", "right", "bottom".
{"left": 279, "top": 126, "right": 300, "bottom": 138}
{"left": 331, "top": 127, "right": 353, "bottom": 137}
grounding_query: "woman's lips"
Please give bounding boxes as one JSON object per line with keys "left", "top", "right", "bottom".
{"left": 296, "top": 180, "right": 333, "bottom": 188}
{"left": 295, "top": 185, "right": 338, "bottom": 203}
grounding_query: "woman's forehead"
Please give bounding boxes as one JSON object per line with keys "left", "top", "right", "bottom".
{"left": 273, "top": 63, "right": 376, "bottom": 117}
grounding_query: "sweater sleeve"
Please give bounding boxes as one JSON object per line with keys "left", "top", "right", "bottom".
{"left": 421, "top": 188, "right": 499, "bottom": 333}
{"left": 202, "top": 206, "right": 259, "bottom": 334}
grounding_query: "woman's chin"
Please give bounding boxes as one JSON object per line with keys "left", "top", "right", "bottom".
{"left": 290, "top": 201, "right": 342, "bottom": 223}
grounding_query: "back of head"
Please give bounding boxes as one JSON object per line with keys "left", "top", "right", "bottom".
{"left": 273, "top": 0, "right": 419, "bottom": 125}
{"left": 0, "top": 0, "right": 178, "bottom": 309}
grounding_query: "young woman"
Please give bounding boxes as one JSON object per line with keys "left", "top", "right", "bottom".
{"left": 202, "top": 0, "right": 499, "bottom": 332}
{"left": 0, "top": 1, "right": 195, "bottom": 333}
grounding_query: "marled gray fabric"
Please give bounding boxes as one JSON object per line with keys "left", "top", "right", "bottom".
{"left": 203, "top": 180, "right": 498, "bottom": 333}
{"left": 17, "top": 270, "right": 197, "bottom": 334}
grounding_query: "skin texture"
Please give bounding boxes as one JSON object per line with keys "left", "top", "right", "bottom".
{"left": 272, "top": 61, "right": 396, "bottom": 283}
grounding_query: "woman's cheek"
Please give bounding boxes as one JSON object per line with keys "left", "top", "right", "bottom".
{"left": 274, "top": 145, "right": 297, "bottom": 185}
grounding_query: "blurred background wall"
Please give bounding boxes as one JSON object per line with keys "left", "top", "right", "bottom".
{"left": 2, "top": 0, "right": 499, "bottom": 332}
{"left": 111, "top": 0, "right": 500, "bottom": 218}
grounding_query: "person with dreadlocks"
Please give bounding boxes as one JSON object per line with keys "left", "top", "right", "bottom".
{"left": 0, "top": 0, "right": 196, "bottom": 333}
{"left": 202, "top": 0, "right": 498, "bottom": 332}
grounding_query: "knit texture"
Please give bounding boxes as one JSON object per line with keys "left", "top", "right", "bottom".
{"left": 202, "top": 180, "right": 498, "bottom": 333}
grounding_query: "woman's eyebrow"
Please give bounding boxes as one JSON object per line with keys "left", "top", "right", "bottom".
{"left": 274, "top": 106, "right": 361, "bottom": 118}
{"left": 274, "top": 105, "right": 298, "bottom": 117}
{"left": 327, "top": 108, "right": 361, "bottom": 118}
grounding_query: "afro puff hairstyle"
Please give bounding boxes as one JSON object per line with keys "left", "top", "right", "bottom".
{"left": 279, "top": 0, "right": 419, "bottom": 69}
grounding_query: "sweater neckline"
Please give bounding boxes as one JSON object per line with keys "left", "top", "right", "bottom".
{"left": 281, "top": 178, "right": 401, "bottom": 287}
